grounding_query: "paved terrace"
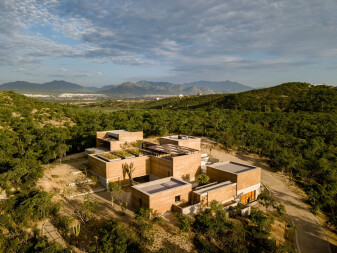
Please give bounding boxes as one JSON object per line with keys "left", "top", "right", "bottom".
{"left": 208, "top": 161, "right": 258, "bottom": 174}
{"left": 132, "top": 177, "right": 190, "bottom": 195}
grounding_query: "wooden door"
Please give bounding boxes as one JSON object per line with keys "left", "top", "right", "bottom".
{"left": 241, "top": 191, "right": 256, "bottom": 204}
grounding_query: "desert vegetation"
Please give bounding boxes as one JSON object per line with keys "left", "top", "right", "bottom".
{"left": 0, "top": 82, "right": 336, "bottom": 251}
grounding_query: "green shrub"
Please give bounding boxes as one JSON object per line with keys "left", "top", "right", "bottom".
{"left": 196, "top": 173, "right": 210, "bottom": 186}
{"left": 135, "top": 208, "right": 152, "bottom": 220}
{"left": 175, "top": 213, "right": 194, "bottom": 232}
{"left": 113, "top": 150, "right": 134, "bottom": 157}
{"left": 89, "top": 219, "right": 140, "bottom": 253}
{"left": 99, "top": 152, "right": 119, "bottom": 160}
{"left": 55, "top": 215, "right": 73, "bottom": 235}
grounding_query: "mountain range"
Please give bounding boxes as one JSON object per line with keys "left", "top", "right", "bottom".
{"left": 0, "top": 80, "right": 253, "bottom": 95}
{"left": 184, "top": 80, "right": 253, "bottom": 93}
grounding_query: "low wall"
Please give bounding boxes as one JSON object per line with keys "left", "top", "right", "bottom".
{"left": 173, "top": 203, "right": 201, "bottom": 215}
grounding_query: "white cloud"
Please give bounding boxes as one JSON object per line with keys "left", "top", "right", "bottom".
{"left": 96, "top": 72, "right": 102, "bottom": 75}
{"left": 1, "top": 0, "right": 337, "bottom": 82}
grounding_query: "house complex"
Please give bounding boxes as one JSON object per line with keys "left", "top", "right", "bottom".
{"left": 88, "top": 130, "right": 261, "bottom": 215}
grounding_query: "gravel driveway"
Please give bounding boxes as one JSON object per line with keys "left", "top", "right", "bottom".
{"left": 201, "top": 143, "right": 332, "bottom": 253}
{"left": 262, "top": 169, "right": 331, "bottom": 253}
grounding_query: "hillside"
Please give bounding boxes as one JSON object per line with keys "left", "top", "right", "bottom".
{"left": 0, "top": 80, "right": 92, "bottom": 94}
{"left": 0, "top": 79, "right": 250, "bottom": 96}
{"left": 137, "top": 82, "right": 337, "bottom": 112}
{"left": 99, "top": 80, "right": 214, "bottom": 95}
{"left": 1, "top": 89, "right": 336, "bottom": 251}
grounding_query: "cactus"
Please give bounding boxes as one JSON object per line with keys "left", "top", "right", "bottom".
{"left": 73, "top": 223, "right": 80, "bottom": 237}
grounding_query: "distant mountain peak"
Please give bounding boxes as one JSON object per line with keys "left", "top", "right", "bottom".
{"left": 0, "top": 79, "right": 253, "bottom": 96}
{"left": 184, "top": 80, "right": 253, "bottom": 93}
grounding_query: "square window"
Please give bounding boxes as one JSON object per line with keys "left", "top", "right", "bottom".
{"left": 175, "top": 195, "right": 180, "bottom": 202}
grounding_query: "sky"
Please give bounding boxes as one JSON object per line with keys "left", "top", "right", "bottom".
{"left": 0, "top": 0, "right": 337, "bottom": 88}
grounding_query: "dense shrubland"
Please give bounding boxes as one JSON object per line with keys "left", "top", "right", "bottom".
{"left": 92, "top": 82, "right": 337, "bottom": 112}
{"left": 0, "top": 81, "right": 336, "bottom": 251}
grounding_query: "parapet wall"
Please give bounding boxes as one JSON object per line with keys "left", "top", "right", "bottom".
{"left": 159, "top": 137, "right": 201, "bottom": 151}
{"left": 206, "top": 166, "right": 237, "bottom": 183}
{"left": 148, "top": 183, "right": 192, "bottom": 214}
{"left": 118, "top": 131, "right": 143, "bottom": 142}
{"left": 150, "top": 156, "right": 173, "bottom": 178}
{"left": 172, "top": 153, "right": 201, "bottom": 181}
{"left": 236, "top": 168, "right": 261, "bottom": 190}
{"left": 207, "top": 183, "right": 236, "bottom": 204}
{"left": 88, "top": 155, "right": 151, "bottom": 185}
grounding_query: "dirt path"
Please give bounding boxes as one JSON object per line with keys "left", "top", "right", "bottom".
{"left": 262, "top": 170, "right": 331, "bottom": 253}
{"left": 201, "top": 144, "right": 331, "bottom": 253}
{"left": 42, "top": 220, "right": 67, "bottom": 248}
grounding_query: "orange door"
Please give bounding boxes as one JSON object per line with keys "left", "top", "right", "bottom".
{"left": 241, "top": 191, "right": 256, "bottom": 204}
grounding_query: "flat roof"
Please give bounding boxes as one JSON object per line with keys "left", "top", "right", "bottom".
{"left": 132, "top": 177, "right": 190, "bottom": 195}
{"left": 207, "top": 161, "right": 258, "bottom": 174}
{"left": 194, "top": 181, "right": 236, "bottom": 195}
{"left": 145, "top": 143, "right": 199, "bottom": 156}
{"left": 107, "top": 130, "right": 131, "bottom": 135}
{"left": 161, "top": 135, "right": 200, "bottom": 141}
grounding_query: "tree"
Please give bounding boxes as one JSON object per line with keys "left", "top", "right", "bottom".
{"left": 134, "top": 208, "right": 154, "bottom": 245}
{"left": 122, "top": 162, "right": 135, "bottom": 186}
{"left": 276, "top": 204, "right": 286, "bottom": 220}
{"left": 257, "top": 191, "right": 276, "bottom": 211}
{"left": 80, "top": 164, "right": 88, "bottom": 177}
{"left": 175, "top": 213, "right": 194, "bottom": 232}
{"left": 108, "top": 182, "right": 123, "bottom": 207}
{"left": 89, "top": 219, "right": 140, "bottom": 253}
{"left": 54, "top": 143, "right": 69, "bottom": 165}
{"left": 197, "top": 173, "right": 210, "bottom": 186}
{"left": 250, "top": 209, "right": 274, "bottom": 236}
{"left": 77, "top": 195, "right": 98, "bottom": 223}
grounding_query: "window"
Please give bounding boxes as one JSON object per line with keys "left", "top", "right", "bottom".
{"left": 175, "top": 195, "right": 180, "bottom": 202}
{"left": 139, "top": 198, "right": 143, "bottom": 207}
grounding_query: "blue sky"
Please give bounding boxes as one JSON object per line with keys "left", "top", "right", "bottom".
{"left": 1, "top": 0, "right": 337, "bottom": 88}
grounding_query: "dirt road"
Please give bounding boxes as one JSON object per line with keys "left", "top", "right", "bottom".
{"left": 262, "top": 169, "right": 331, "bottom": 253}
{"left": 201, "top": 145, "right": 331, "bottom": 253}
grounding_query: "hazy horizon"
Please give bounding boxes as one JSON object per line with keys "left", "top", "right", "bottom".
{"left": 1, "top": 1, "right": 337, "bottom": 88}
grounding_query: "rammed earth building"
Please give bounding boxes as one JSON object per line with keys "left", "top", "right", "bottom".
{"left": 87, "top": 130, "right": 262, "bottom": 214}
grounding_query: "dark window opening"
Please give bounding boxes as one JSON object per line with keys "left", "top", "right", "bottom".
{"left": 175, "top": 195, "right": 180, "bottom": 202}
{"left": 139, "top": 198, "right": 143, "bottom": 207}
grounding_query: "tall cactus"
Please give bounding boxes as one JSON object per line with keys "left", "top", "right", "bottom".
{"left": 73, "top": 223, "right": 80, "bottom": 237}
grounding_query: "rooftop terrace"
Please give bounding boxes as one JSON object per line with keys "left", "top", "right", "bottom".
{"left": 207, "top": 161, "right": 258, "bottom": 174}
{"left": 132, "top": 177, "right": 190, "bottom": 195}
{"left": 145, "top": 143, "right": 199, "bottom": 156}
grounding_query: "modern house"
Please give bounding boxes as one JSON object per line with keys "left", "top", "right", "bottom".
{"left": 131, "top": 177, "right": 192, "bottom": 214}
{"left": 159, "top": 135, "right": 201, "bottom": 151}
{"left": 96, "top": 130, "right": 143, "bottom": 151}
{"left": 88, "top": 130, "right": 262, "bottom": 215}
{"left": 206, "top": 161, "right": 261, "bottom": 204}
